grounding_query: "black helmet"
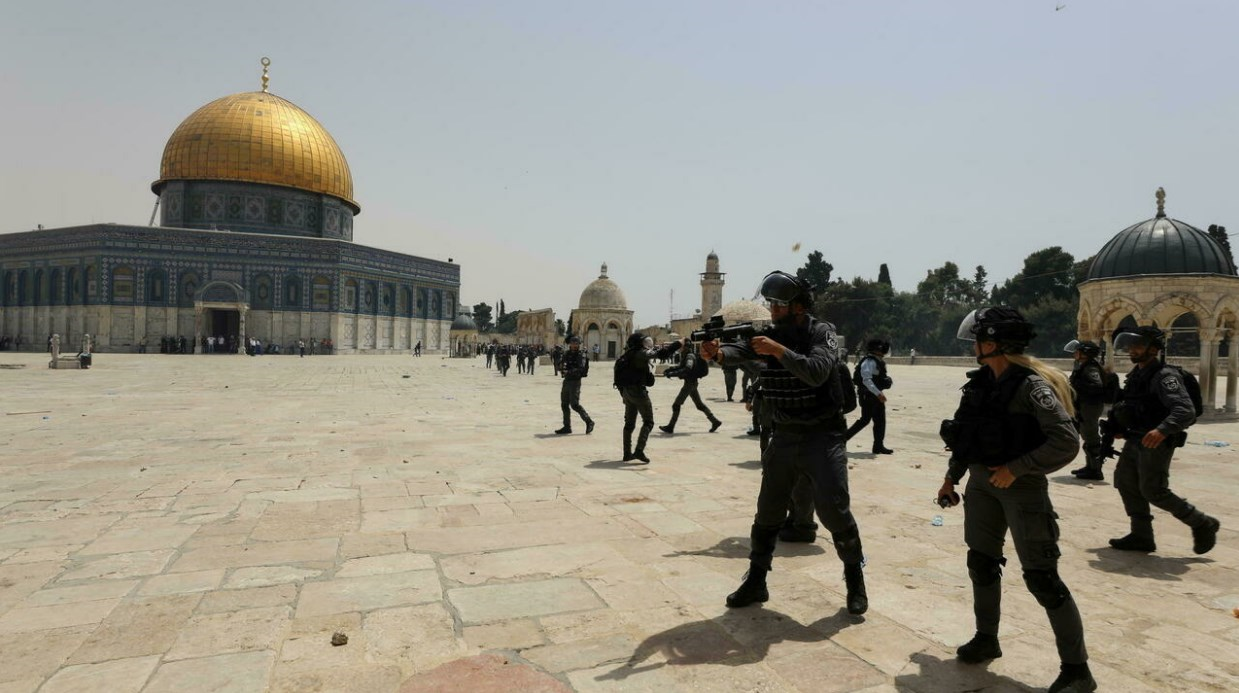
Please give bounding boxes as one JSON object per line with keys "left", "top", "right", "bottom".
{"left": 566, "top": 335, "right": 581, "bottom": 345}
{"left": 759, "top": 271, "right": 815, "bottom": 307}
{"left": 626, "top": 332, "right": 646, "bottom": 350}
{"left": 1063, "top": 339, "right": 1100, "bottom": 355}
{"left": 1113, "top": 326, "right": 1165, "bottom": 352}
{"left": 957, "top": 306, "right": 1036, "bottom": 351}
{"left": 866, "top": 338, "right": 890, "bottom": 354}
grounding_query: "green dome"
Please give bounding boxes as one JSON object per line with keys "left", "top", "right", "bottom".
{"left": 1086, "top": 216, "right": 1235, "bottom": 281}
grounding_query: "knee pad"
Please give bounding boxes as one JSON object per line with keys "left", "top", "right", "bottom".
{"left": 966, "top": 549, "right": 1004, "bottom": 586}
{"left": 1022, "top": 569, "right": 1070, "bottom": 609}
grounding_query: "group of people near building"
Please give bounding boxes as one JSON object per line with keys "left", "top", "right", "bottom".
{"left": 483, "top": 342, "right": 546, "bottom": 376}
{"left": 543, "top": 268, "right": 1220, "bottom": 693}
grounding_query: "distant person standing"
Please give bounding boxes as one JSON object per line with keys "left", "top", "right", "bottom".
{"left": 614, "top": 333, "right": 679, "bottom": 463}
{"left": 554, "top": 336, "right": 594, "bottom": 435}
{"left": 414, "top": 340, "right": 422, "bottom": 357}
{"left": 298, "top": 339, "right": 306, "bottom": 357}
{"left": 592, "top": 343, "right": 600, "bottom": 362}
{"left": 846, "top": 339, "right": 894, "bottom": 455}
{"left": 909, "top": 347, "right": 917, "bottom": 365}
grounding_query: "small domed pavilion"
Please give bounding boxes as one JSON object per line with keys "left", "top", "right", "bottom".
{"left": 570, "top": 263, "right": 633, "bottom": 360}
{"left": 1077, "top": 188, "right": 1239, "bottom": 415}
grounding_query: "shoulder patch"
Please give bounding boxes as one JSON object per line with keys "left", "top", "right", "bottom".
{"left": 1087, "top": 369, "right": 1103, "bottom": 384}
{"left": 1161, "top": 374, "right": 1181, "bottom": 392}
{"left": 826, "top": 337, "right": 838, "bottom": 350}
{"left": 1030, "top": 384, "right": 1058, "bottom": 411}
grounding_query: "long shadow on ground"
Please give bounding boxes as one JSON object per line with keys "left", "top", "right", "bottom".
{"left": 596, "top": 607, "right": 857, "bottom": 681}
{"left": 1085, "top": 546, "right": 1211, "bottom": 582}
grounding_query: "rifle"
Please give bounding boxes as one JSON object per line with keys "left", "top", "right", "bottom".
{"left": 689, "top": 315, "right": 767, "bottom": 342}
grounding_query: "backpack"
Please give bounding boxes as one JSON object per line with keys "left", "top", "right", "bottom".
{"left": 614, "top": 350, "right": 653, "bottom": 388}
{"left": 1161, "top": 364, "right": 1204, "bottom": 417}
{"left": 690, "top": 353, "right": 710, "bottom": 379}
{"left": 836, "top": 361, "right": 858, "bottom": 415}
{"left": 1101, "top": 369, "right": 1120, "bottom": 404}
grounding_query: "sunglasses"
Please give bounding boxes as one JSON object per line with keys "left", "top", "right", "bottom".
{"left": 766, "top": 298, "right": 791, "bottom": 307}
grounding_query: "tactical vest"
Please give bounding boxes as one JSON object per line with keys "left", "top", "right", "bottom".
{"left": 1068, "top": 359, "right": 1105, "bottom": 405}
{"left": 854, "top": 355, "right": 892, "bottom": 391}
{"left": 1111, "top": 363, "right": 1169, "bottom": 432}
{"left": 940, "top": 365, "right": 1046, "bottom": 465}
{"left": 757, "top": 323, "right": 841, "bottom": 424}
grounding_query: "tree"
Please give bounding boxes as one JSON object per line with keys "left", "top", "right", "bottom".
{"left": 796, "top": 251, "right": 834, "bottom": 290}
{"left": 471, "top": 302, "right": 494, "bottom": 332}
{"left": 498, "top": 300, "right": 506, "bottom": 319}
{"left": 877, "top": 264, "right": 892, "bottom": 286}
{"left": 916, "top": 261, "right": 987, "bottom": 306}
{"left": 555, "top": 318, "right": 566, "bottom": 336}
{"left": 991, "top": 247, "right": 1076, "bottom": 308}
{"left": 972, "top": 265, "right": 988, "bottom": 299}
{"left": 1208, "top": 224, "right": 1234, "bottom": 268}
{"left": 494, "top": 309, "right": 522, "bottom": 334}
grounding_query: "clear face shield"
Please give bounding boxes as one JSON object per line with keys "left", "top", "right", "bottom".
{"left": 1063, "top": 339, "right": 1082, "bottom": 353}
{"left": 955, "top": 310, "right": 980, "bottom": 342}
{"left": 1112, "top": 332, "right": 1149, "bottom": 353}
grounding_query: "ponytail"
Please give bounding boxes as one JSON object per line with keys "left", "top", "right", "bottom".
{"left": 1007, "top": 353, "right": 1076, "bottom": 418}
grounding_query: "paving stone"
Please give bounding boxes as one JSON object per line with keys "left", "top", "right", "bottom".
{"left": 197, "top": 584, "right": 298, "bottom": 614}
{"left": 38, "top": 655, "right": 160, "bottom": 693}
{"left": 335, "top": 552, "right": 436, "bottom": 578}
{"left": 20, "top": 579, "right": 139, "bottom": 607}
{"left": 0, "top": 598, "right": 121, "bottom": 633}
{"left": 397, "top": 653, "right": 572, "bottom": 693}
{"left": 365, "top": 603, "right": 468, "bottom": 674}
{"left": 271, "top": 664, "right": 404, "bottom": 693}
{"left": 449, "top": 578, "right": 605, "bottom": 624}
{"left": 463, "top": 618, "right": 547, "bottom": 650}
{"left": 224, "top": 565, "right": 323, "bottom": 589}
{"left": 0, "top": 625, "right": 93, "bottom": 684}
{"left": 296, "top": 570, "right": 442, "bottom": 617}
{"left": 523, "top": 633, "right": 641, "bottom": 673}
{"left": 339, "top": 532, "right": 408, "bottom": 559}
{"left": 57, "top": 549, "right": 175, "bottom": 581}
{"left": 143, "top": 650, "right": 276, "bottom": 693}
{"left": 169, "top": 538, "right": 338, "bottom": 572}
{"left": 65, "top": 594, "right": 201, "bottom": 664}
{"left": 165, "top": 605, "right": 292, "bottom": 661}
{"left": 138, "top": 569, "right": 224, "bottom": 596}
{"left": 78, "top": 525, "right": 197, "bottom": 555}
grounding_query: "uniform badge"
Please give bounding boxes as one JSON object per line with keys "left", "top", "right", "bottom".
{"left": 1030, "top": 385, "right": 1057, "bottom": 411}
{"left": 826, "top": 337, "right": 838, "bottom": 350}
{"left": 1087, "top": 370, "right": 1102, "bottom": 384}
{"left": 1163, "top": 376, "right": 1181, "bottom": 392}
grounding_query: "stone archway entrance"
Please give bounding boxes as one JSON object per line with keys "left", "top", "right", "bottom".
{"left": 194, "top": 281, "right": 249, "bottom": 355}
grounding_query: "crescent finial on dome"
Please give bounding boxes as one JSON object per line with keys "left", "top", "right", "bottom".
{"left": 261, "top": 57, "right": 271, "bottom": 93}
{"left": 1156, "top": 187, "right": 1166, "bottom": 219}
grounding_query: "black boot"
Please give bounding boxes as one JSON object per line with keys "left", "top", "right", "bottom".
{"left": 709, "top": 418, "right": 723, "bottom": 432}
{"left": 554, "top": 426, "right": 572, "bottom": 435}
{"left": 843, "top": 562, "right": 868, "bottom": 615}
{"left": 1109, "top": 514, "right": 1155, "bottom": 552}
{"left": 1048, "top": 663, "right": 1097, "bottom": 693}
{"left": 1189, "top": 514, "right": 1221, "bottom": 555}
{"left": 658, "top": 424, "right": 675, "bottom": 434}
{"left": 1074, "top": 467, "right": 1104, "bottom": 481}
{"left": 956, "top": 632, "right": 1002, "bottom": 663}
{"left": 872, "top": 445, "right": 894, "bottom": 455}
{"left": 585, "top": 419, "right": 595, "bottom": 435}
{"left": 726, "top": 565, "right": 769, "bottom": 608}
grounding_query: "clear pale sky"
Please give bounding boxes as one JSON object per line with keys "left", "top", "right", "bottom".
{"left": 3, "top": 1, "right": 1237, "bottom": 326}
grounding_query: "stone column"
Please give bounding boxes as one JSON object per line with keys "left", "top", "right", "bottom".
{"left": 193, "top": 306, "right": 204, "bottom": 354}
{"left": 238, "top": 306, "right": 248, "bottom": 356}
{"left": 1227, "top": 329, "right": 1238, "bottom": 414}
{"left": 1199, "top": 328, "right": 1220, "bottom": 415}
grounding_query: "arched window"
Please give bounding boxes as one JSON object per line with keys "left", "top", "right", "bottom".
{"left": 252, "top": 274, "right": 273, "bottom": 309}
{"left": 49, "top": 269, "right": 63, "bottom": 305}
{"left": 67, "top": 267, "right": 81, "bottom": 305}
{"left": 361, "top": 281, "right": 375, "bottom": 312}
{"left": 85, "top": 265, "right": 97, "bottom": 301}
{"left": 285, "top": 275, "right": 301, "bottom": 308}
{"left": 179, "top": 271, "right": 200, "bottom": 307}
{"left": 432, "top": 291, "right": 442, "bottom": 319}
{"left": 417, "top": 288, "right": 428, "bottom": 317}
{"left": 2, "top": 271, "right": 15, "bottom": 306}
{"left": 33, "top": 269, "right": 45, "bottom": 306}
{"left": 382, "top": 283, "right": 394, "bottom": 315}
{"left": 397, "top": 286, "right": 411, "bottom": 317}
{"left": 344, "top": 278, "right": 359, "bottom": 311}
{"left": 18, "top": 270, "right": 30, "bottom": 306}
{"left": 445, "top": 292, "right": 455, "bottom": 319}
{"left": 147, "top": 269, "right": 167, "bottom": 305}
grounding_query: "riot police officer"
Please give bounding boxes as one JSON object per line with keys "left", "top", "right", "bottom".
{"left": 614, "top": 333, "right": 680, "bottom": 463}
{"left": 937, "top": 307, "right": 1094, "bottom": 693}
{"left": 1106, "top": 326, "right": 1220, "bottom": 555}
{"left": 701, "top": 271, "right": 868, "bottom": 615}
{"left": 659, "top": 340, "right": 722, "bottom": 434}
{"left": 555, "top": 336, "right": 594, "bottom": 435}
{"left": 846, "top": 338, "right": 894, "bottom": 454}
{"left": 1064, "top": 340, "right": 1108, "bottom": 480}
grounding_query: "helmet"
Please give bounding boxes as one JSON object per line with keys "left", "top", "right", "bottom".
{"left": 956, "top": 306, "right": 1036, "bottom": 351}
{"left": 626, "top": 332, "right": 647, "bottom": 350}
{"left": 759, "top": 271, "right": 815, "bottom": 307}
{"left": 866, "top": 338, "right": 890, "bottom": 354}
{"left": 1063, "top": 339, "right": 1100, "bottom": 355}
{"left": 1113, "top": 326, "right": 1165, "bottom": 352}
{"left": 566, "top": 335, "right": 581, "bottom": 345}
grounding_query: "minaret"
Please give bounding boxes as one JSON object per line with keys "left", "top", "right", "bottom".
{"left": 700, "top": 251, "right": 725, "bottom": 318}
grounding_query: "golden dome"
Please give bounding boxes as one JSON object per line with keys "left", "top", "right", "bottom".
{"left": 153, "top": 91, "right": 358, "bottom": 212}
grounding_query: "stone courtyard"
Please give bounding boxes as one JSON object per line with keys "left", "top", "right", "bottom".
{"left": 0, "top": 353, "right": 1235, "bottom": 692}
